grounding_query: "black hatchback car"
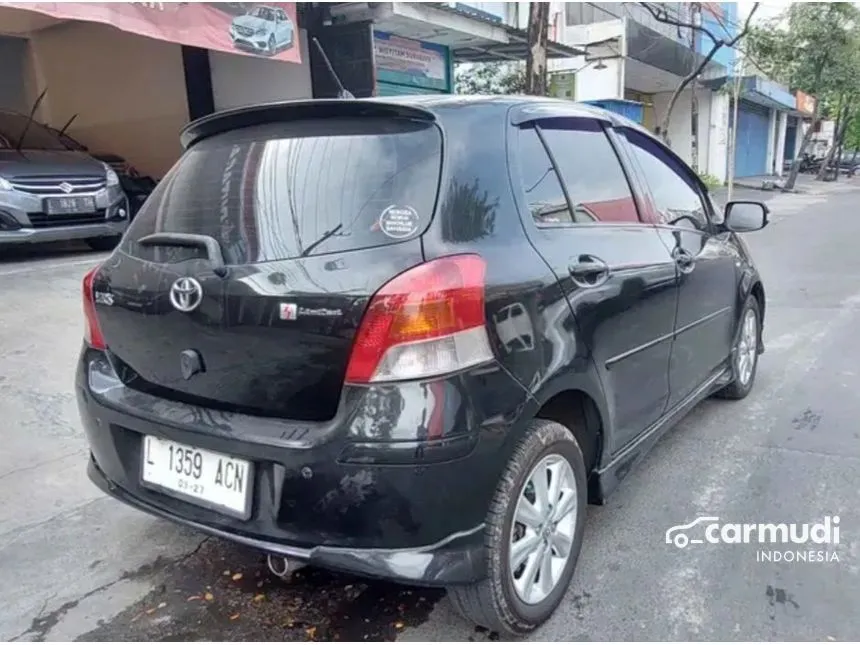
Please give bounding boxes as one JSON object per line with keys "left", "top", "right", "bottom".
{"left": 76, "top": 96, "right": 767, "bottom": 635}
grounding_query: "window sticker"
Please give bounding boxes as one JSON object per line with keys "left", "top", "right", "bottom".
{"left": 377, "top": 205, "right": 421, "bottom": 239}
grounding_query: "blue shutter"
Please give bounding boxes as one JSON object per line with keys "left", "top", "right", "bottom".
{"left": 734, "top": 101, "right": 771, "bottom": 177}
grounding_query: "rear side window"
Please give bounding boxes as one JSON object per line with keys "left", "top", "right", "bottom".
{"left": 121, "top": 118, "right": 442, "bottom": 264}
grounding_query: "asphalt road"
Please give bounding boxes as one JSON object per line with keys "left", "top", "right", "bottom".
{"left": 1, "top": 180, "right": 859, "bottom": 641}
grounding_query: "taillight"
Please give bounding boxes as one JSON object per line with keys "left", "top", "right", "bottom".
{"left": 82, "top": 266, "right": 107, "bottom": 350}
{"left": 345, "top": 254, "right": 494, "bottom": 384}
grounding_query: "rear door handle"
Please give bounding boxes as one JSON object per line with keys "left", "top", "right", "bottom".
{"left": 568, "top": 255, "right": 610, "bottom": 287}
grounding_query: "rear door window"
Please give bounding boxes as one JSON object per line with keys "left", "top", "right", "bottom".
{"left": 537, "top": 118, "right": 640, "bottom": 224}
{"left": 516, "top": 125, "right": 574, "bottom": 225}
{"left": 515, "top": 119, "right": 641, "bottom": 226}
{"left": 121, "top": 118, "right": 442, "bottom": 264}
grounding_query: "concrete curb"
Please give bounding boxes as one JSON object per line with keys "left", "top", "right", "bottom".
{"left": 728, "top": 181, "right": 805, "bottom": 194}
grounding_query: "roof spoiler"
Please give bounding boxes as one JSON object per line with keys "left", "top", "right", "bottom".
{"left": 180, "top": 100, "right": 437, "bottom": 149}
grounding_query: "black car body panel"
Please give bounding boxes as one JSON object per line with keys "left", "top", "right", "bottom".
{"left": 76, "top": 95, "right": 766, "bottom": 586}
{"left": 94, "top": 242, "right": 428, "bottom": 421}
{"left": 77, "top": 344, "right": 531, "bottom": 584}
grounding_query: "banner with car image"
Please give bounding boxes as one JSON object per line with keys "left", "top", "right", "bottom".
{"left": 0, "top": 2, "right": 301, "bottom": 63}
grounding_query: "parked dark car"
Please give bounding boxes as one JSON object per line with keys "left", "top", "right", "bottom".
{"left": 76, "top": 96, "right": 768, "bottom": 635}
{"left": 0, "top": 110, "right": 129, "bottom": 250}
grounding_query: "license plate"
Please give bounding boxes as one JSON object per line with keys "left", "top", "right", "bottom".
{"left": 141, "top": 436, "right": 253, "bottom": 519}
{"left": 44, "top": 195, "right": 95, "bottom": 215}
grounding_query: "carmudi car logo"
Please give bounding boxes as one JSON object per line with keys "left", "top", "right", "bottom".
{"left": 665, "top": 516, "right": 841, "bottom": 563}
{"left": 665, "top": 516, "right": 721, "bottom": 548}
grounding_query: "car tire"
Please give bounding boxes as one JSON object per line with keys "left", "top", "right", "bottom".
{"left": 268, "top": 34, "right": 275, "bottom": 53}
{"left": 85, "top": 236, "right": 121, "bottom": 252}
{"left": 716, "top": 295, "right": 761, "bottom": 400}
{"left": 447, "top": 419, "right": 588, "bottom": 636}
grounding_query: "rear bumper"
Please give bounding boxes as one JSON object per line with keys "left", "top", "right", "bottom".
{"left": 76, "top": 348, "right": 530, "bottom": 585}
{"left": 88, "top": 457, "right": 485, "bottom": 585}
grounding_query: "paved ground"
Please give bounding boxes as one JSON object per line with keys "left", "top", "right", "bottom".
{"left": 1, "top": 177, "right": 859, "bottom": 641}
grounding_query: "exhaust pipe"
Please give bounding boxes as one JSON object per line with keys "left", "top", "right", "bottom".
{"left": 266, "top": 553, "right": 306, "bottom": 579}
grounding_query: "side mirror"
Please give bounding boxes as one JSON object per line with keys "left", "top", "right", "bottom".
{"left": 725, "top": 201, "right": 769, "bottom": 232}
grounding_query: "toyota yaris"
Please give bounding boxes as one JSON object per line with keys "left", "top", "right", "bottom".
{"left": 77, "top": 96, "right": 767, "bottom": 635}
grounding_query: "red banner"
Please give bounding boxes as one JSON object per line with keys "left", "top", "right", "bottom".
{"left": 0, "top": 2, "right": 301, "bottom": 63}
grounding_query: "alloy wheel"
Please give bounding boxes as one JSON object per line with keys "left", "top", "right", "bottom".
{"left": 509, "top": 454, "right": 578, "bottom": 605}
{"left": 736, "top": 308, "right": 758, "bottom": 386}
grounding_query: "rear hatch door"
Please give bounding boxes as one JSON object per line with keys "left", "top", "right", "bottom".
{"left": 94, "top": 111, "right": 442, "bottom": 421}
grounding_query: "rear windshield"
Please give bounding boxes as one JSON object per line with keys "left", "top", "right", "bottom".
{"left": 121, "top": 117, "right": 442, "bottom": 264}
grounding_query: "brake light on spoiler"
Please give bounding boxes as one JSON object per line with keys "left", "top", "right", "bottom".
{"left": 345, "top": 254, "right": 494, "bottom": 384}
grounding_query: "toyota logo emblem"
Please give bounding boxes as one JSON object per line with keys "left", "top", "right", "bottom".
{"left": 169, "top": 277, "right": 203, "bottom": 313}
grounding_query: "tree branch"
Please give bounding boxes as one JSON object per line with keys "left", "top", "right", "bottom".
{"left": 726, "top": 2, "right": 759, "bottom": 47}
{"left": 658, "top": 43, "right": 722, "bottom": 140}
{"left": 640, "top": 2, "right": 720, "bottom": 45}
{"left": 644, "top": 2, "right": 759, "bottom": 141}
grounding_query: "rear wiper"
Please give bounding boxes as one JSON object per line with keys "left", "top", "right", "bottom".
{"left": 138, "top": 232, "right": 228, "bottom": 278}
{"left": 299, "top": 223, "right": 342, "bottom": 257}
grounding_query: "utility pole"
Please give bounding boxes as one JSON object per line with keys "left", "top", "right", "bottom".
{"left": 690, "top": 2, "right": 701, "bottom": 173}
{"left": 525, "top": 2, "right": 550, "bottom": 95}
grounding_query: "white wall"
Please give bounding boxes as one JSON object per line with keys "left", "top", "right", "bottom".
{"left": 209, "top": 29, "right": 312, "bottom": 112}
{"left": 652, "top": 88, "right": 714, "bottom": 171}
{"left": 708, "top": 91, "right": 730, "bottom": 183}
{"left": 562, "top": 18, "right": 625, "bottom": 48}
{"left": 774, "top": 111, "right": 787, "bottom": 176}
{"left": 575, "top": 58, "right": 623, "bottom": 100}
{"left": 766, "top": 107, "right": 777, "bottom": 176}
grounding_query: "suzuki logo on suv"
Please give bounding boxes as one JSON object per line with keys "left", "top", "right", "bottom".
{"left": 58, "top": 182, "right": 74, "bottom": 194}
{"left": 169, "top": 277, "right": 203, "bottom": 313}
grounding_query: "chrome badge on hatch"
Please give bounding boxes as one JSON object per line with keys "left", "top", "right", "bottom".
{"left": 170, "top": 277, "right": 203, "bottom": 313}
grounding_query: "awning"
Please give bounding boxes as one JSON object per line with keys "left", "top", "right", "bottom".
{"left": 328, "top": 2, "right": 585, "bottom": 64}
{"left": 702, "top": 75, "right": 796, "bottom": 112}
{"left": 451, "top": 28, "right": 586, "bottom": 63}
{"left": 0, "top": 2, "right": 302, "bottom": 63}
{"left": 429, "top": 3, "right": 586, "bottom": 63}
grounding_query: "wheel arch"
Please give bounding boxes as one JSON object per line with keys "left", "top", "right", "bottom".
{"left": 533, "top": 389, "right": 603, "bottom": 476}
{"left": 501, "top": 372, "right": 611, "bottom": 504}
{"left": 750, "top": 280, "right": 765, "bottom": 325}
{"left": 741, "top": 275, "right": 766, "bottom": 352}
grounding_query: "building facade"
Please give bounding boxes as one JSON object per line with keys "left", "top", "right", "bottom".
{"left": 539, "top": 1, "right": 800, "bottom": 181}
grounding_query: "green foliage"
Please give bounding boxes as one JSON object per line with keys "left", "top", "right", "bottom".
{"left": 454, "top": 62, "right": 525, "bottom": 95}
{"left": 844, "top": 117, "right": 860, "bottom": 152}
{"left": 746, "top": 3, "right": 860, "bottom": 185}
{"left": 746, "top": 3, "right": 860, "bottom": 97}
{"left": 698, "top": 172, "right": 723, "bottom": 189}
